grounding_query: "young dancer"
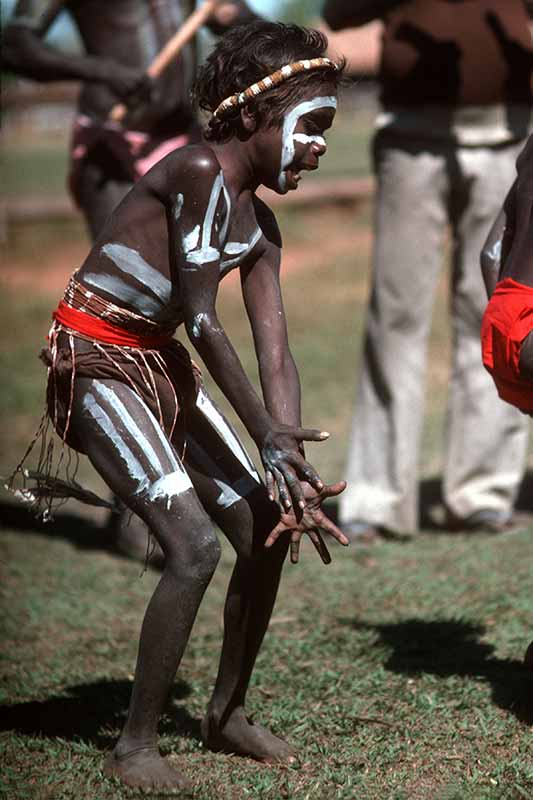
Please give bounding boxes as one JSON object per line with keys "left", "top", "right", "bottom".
{"left": 10, "top": 22, "right": 348, "bottom": 792}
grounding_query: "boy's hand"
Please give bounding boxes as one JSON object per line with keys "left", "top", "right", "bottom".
{"left": 264, "top": 481, "right": 349, "bottom": 564}
{"left": 100, "top": 62, "right": 154, "bottom": 104}
{"left": 261, "top": 424, "right": 330, "bottom": 511}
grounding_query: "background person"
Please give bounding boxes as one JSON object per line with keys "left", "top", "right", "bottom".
{"left": 4, "top": 0, "right": 260, "bottom": 560}
{"left": 7, "top": 22, "right": 348, "bottom": 791}
{"left": 322, "top": 0, "right": 533, "bottom": 539}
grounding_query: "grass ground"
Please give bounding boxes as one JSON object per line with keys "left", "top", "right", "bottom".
{"left": 1, "top": 111, "right": 533, "bottom": 800}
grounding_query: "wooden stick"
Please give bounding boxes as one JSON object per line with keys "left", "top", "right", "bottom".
{"left": 109, "top": 0, "right": 223, "bottom": 124}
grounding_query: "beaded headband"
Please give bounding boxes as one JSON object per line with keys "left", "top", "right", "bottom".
{"left": 212, "top": 57, "right": 339, "bottom": 119}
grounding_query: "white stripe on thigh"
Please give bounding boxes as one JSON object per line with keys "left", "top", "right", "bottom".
{"left": 83, "top": 381, "right": 193, "bottom": 504}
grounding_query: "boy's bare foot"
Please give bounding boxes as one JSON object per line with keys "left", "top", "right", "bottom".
{"left": 104, "top": 747, "right": 191, "bottom": 792}
{"left": 201, "top": 707, "right": 297, "bottom": 764}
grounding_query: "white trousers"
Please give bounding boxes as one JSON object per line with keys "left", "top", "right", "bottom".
{"left": 340, "top": 132, "right": 529, "bottom": 534}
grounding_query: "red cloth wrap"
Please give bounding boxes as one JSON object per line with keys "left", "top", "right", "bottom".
{"left": 481, "top": 277, "right": 533, "bottom": 411}
{"left": 53, "top": 301, "right": 174, "bottom": 349}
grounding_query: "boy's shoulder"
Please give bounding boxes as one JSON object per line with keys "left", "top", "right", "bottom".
{"left": 252, "top": 195, "right": 282, "bottom": 249}
{"left": 153, "top": 143, "right": 222, "bottom": 185}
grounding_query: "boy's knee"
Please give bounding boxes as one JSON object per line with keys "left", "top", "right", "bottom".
{"left": 185, "top": 523, "right": 221, "bottom": 581}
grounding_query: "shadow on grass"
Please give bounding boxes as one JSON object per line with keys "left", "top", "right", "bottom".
{"left": 0, "top": 678, "right": 201, "bottom": 748}
{"left": 345, "top": 617, "right": 533, "bottom": 725}
{"left": 0, "top": 500, "right": 111, "bottom": 550}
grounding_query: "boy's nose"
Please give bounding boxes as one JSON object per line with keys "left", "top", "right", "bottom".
{"left": 311, "top": 139, "right": 327, "bottom": 157}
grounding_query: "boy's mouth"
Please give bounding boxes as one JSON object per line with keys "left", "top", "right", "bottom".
{"left": 286, "top": 163, "right": 316, "bottom": 189}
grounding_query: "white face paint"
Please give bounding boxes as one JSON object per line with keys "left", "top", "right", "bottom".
{"left": 277, "top": 95, "right": 337, "bottom": 193}
{"left": 182, "top": 172, "right": 230, "bottom": 267}
{"left": 293, "top": 133, "right": 327, "bottom": 148}
{"left": 83, "top": 382, "right": 193, "bottom": 506}
{"left": 101, "top": 243, "right": 171, "bottom": 305}
{"left": 196, "top": 388, "right": 261, "bottom": 481}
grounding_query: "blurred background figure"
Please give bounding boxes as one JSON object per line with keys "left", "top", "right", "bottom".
{"left": 3, "top": 0, "right": 260, "bottom": 561}
{"left": 323, "top": 0, "right": 533, "bottom": 540}
{"left": 3, "top": 0, "right": 260, "bottom": 239}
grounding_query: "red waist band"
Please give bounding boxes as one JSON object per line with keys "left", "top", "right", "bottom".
{"left": 53, "top": 301, "right": 175, "bottom": 349}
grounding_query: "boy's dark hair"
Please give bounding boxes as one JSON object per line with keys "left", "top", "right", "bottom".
{"left": 194, "top": 21, "right": 345, "bottom": 142}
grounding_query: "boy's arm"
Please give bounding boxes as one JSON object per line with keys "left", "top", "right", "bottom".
{"left": 206, "top": 0, "right": 261, "bottom": 35}
{"left": 166, "top": 155, "right": 327, "bottom": 511}
{"left": 481, "top": 203, "right": 508, "bottom": 299}
{"left": 3, "top": 0, "right": 148, "bottom": 99}
{"left": 322, "top": 0, "right": 406, "bottom": 29}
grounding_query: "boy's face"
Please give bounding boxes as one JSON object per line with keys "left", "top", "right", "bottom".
{"left": 258, "top": 87, "right": 337, "bottom": 194}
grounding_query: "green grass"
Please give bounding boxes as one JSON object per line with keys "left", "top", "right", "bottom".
{"left": 1, "top": 139, "right": 533, "bottom": 799}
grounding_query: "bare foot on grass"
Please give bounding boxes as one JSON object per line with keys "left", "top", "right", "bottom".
{"left": 104, "top": 747, "right": 191, "bottom": 793}
{"left": 201, "top": 706, "right": 297, "bottom": 764}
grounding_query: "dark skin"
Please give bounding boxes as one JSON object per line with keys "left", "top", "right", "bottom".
{"left": 481, "top": 135, "right": 533, "bottom": 382}
{"left": 322, "top": 0, "right": 407, "bottom": 29}
{"left": 61, "top": 83, "right": 348, "bottom": 791}
{"left": 3, "top": 0, "right": 257, "bottom": 237}
{"left": 322, "top": 0, "right": 531, "bottom": 29}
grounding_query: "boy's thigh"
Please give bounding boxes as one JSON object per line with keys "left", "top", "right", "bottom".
{"left": 71, "top": 377, "right": 211, "bottom": 539}
{"left": 183, "top": 386, "right": 279, "bottom": 554}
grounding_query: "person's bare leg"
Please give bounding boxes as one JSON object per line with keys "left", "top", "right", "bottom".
{"left": 201, "top": 528, "right": 295, "bottom": 763}
{"left": 71, "top": 378, "right": 220, "bottom": 790}
{"left": 184, "top": 412, "right": 295, "bottom": 762}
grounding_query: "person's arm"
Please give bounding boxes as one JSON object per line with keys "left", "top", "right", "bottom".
{"left": 206, "top": 0, "right": 261, "bottom": 35}
{"left": 322, "top": 0, "right": 406, "bottom": 30}
{"left": 481, "top": 203, "right": 508, "bottom": 299}
{"left": 166, "top": 153, "right": 327, "bottom": 510}
{"left": 3, "top": 0, "right": 149, "bottom": 99}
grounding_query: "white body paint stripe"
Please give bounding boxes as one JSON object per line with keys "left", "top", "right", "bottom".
{"left": 196, "top": 388, "right": 261, "bottom": 480}
{"left": 83, "top": 272, "right": 164, "bottom": 317}
{"left": 84, "top": 383, "right": 192, "bottom": 504}
{"left": 220, "top": 228, "right": 262, "bottom": 274}
{"left": 148, "top": 471, "right": 193, "bottom": 508}
{"left": 93, "top": 382, "right": 167, "bottom": 477}
{"left": 278, "top": 96, "right": 337, "bottom": 192}
{"left": 82, "top": 393, "right": 149, "bottom": 489}
{"left": 102, "top": 243, "right": 171, "bottom": 304}
{"left": 184, "top": 172, "right": 224, "bottom": 266}
{"left": 187, "top": 438, "right": 259, "bottom": 509}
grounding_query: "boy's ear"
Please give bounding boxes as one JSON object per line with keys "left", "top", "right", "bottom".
{"left": 240, "top": 105, "right": 258, "bottom": 133}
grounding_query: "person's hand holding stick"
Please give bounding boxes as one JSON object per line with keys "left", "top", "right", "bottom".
{"left": 109, "top": 0, "right": 224, "bottom": 123}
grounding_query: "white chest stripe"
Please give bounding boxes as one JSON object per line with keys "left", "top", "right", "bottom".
{"left": 102, "top": 243, "right": 171, "bottom": 304}
{"left": 83, "top": 272, "right": 164, "bottom": 317}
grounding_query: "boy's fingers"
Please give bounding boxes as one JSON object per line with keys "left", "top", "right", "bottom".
{"left": 290, "top": 534, "right": 301, "bottom": 564}
{"left": 321, "top": 480, "right": 347, "bottom": 498}
{"left": 290, "top": 427, "right": 330, "bottom": 443}
{"left": 272, "top": 466, "right": 292, "bottom": 510}
{"left": 309, "top": 530, "right": 331, "bottom": 564}
{"left": 316, "top": 514, "right": 350, "bottom": 546}
{"left": 265, "top": 469, "right": 275, "bottom": 501}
